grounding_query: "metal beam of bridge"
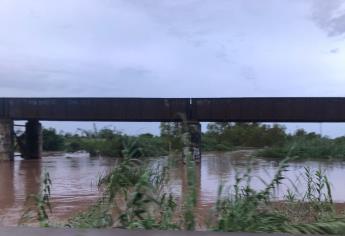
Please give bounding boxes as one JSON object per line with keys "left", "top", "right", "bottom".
{"left": 1, "top": 97, "right": 345, "bottom": 122}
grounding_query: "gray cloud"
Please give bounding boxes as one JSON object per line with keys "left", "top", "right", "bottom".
{"left": 330, "top": 48, "right": 340, "bottom": 54}
{"left": 0, "top": 0, "right": 344, "bottom": 98}
{"left": 1, "top": 0, "right": 345, "bottom": 136}
{"left": 311, "top": 0, "right": 345, "bottom": 36}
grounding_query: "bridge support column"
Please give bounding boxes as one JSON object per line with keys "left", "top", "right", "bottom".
{"left": 183, "top": 121, "right": 202, "bottom": 162}
{"left": 25, "top": 120, "right": 42, "bottom": 159}
{"left": 0, "top": 119, "right": 14, "bottom": 161}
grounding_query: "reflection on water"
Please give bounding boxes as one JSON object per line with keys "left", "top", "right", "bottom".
{"left": 0, "top": 161, "right": 14, "bottom": 212}
{"left": 19, "top": 160, "right": 41, "bottom": 201}
{"left": 0, "top": 152, "right": 115, "bottom": 226}
{"left": 1, "top": 150, "right": 345, "bottom": 226}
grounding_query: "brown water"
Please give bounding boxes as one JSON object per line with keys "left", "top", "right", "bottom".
{"left": 1, "top": 150, "right": 345, "bottom": 226}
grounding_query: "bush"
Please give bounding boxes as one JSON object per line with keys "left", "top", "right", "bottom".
{"left": 42, "top": 128, "right": 65, "bottom": 151}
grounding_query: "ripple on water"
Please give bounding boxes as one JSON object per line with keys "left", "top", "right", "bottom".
{"left": 2, "top": 151, "right": 345, "bottom": 226}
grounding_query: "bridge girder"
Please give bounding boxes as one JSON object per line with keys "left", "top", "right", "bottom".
{"left": 1, "top": 97, "right": 345, "bottom": 122}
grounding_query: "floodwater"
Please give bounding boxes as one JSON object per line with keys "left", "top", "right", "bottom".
{"left": 1, "top": 150, "right": 345, "bottom": 226}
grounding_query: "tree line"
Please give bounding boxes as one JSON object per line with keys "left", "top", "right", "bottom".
{"left": 40, "top": 122, "right": 345, "bottom": 159}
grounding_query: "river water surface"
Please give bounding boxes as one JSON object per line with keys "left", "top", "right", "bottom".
{"left": 1, "top": 150, "right": 345, "bottom": 226}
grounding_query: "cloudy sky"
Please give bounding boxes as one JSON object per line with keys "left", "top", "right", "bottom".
{"left": 1, "top": 0, "right": 345, "bottom": 136}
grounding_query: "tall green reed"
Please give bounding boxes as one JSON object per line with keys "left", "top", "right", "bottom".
{"left": 68, "top": 141, "right": 179, "bottom": 230}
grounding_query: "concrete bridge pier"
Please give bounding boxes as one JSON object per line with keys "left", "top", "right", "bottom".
{"left": 24, "top": 120, "right": 42, "bottom": 159}
{"left": 183, "top": 121, "right": 202, "bottom": 162}
{"left": 0, "top": 119, "right": 14, "bottom": 161}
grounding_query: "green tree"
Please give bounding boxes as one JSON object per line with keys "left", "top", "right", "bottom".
{"left": 160, "top": 122, "right": 183, "bottom": 152}
{"left": 42, "top": 128, "right": 65, "bottom": 151}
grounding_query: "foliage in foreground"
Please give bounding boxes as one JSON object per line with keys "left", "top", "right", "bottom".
{"left": 67, "top": 141, "right": 179, "bottom": 230}
{"left": 212, "top": 157, "right": 345, "bottom": 234}
{"left": 66, "top": 152, "right": 345, "bottom": 234}
{"left": 19, "top": 171, "right": 52, "bottom": 227}
{"left": 213, "top": 158, "right": 291, "bottom": 232}
{"left": 30, "top": 130, "right": 345, "bottom": 234}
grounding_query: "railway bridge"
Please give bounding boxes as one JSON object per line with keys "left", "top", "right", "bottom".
{"left": 1, "top": 97, "right": 345, "bottom": 160}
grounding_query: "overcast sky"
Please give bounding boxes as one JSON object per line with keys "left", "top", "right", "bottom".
{"left": 1, "top": 0, "right": 345, "bottom": 136}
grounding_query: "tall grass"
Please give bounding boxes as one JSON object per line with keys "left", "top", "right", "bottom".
{"left": 210, "top": 156, "right": 345, "bottom": 234}
{"left": 182, "top": 148, "right": 197, "bottom": 230}
{"left": 180, "top": 122, "right": 200, "bottom": 230}
{"left": 213, "top": 157, "right": 290, "bottom": 232}
{"left": 19, "top": 171, "right": 52, "bottom": 227}
{"left": 36, "top": 171, "right": 52, "bottom": 227}
{"left": 67, "top": 141, "right": 180, "bottom": 230}
{"left": 32, "top": 129, "right": 345, "bottom": 234}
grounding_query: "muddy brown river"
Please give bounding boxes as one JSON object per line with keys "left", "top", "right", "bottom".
{"left": 1, "top": 150, "right": 345, "bottom": 226}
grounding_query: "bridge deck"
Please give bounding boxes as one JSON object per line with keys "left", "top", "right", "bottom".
{"left": 0, "top": 227, "right": 288, "bottom": 236}
{"left": 1, "top": 97, "right": 345, "bottom": 122}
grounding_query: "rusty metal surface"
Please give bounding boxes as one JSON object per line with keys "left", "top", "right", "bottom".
{"left": 192, "top": 97, "right": 345, "bottom": 122}
{"left": 1, "top": 97, "right": 345, "bottom": 122}
{"left": 0, "top": 227, "right": 290, "bottom": 236}
{"left": 0, "top": 98, "right": 190, "bottom": 122}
